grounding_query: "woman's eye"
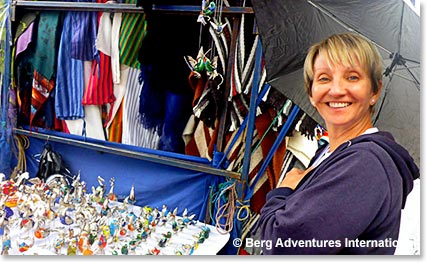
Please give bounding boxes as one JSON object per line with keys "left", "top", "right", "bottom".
{"left": 348, "top": 75, "right": 359, "bottom": 81}
{"left": 318, "top": 77, "right": 330, "bottom": 82}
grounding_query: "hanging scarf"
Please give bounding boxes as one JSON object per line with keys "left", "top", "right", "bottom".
{"left": 29, "top": 11, "right": 61, "bottom": 80}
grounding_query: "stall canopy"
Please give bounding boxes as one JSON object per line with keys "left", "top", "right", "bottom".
{"left": 251, "top": 0, "right": 420, "bottom": 166}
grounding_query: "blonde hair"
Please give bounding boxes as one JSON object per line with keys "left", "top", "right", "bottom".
{"left": 303, "top": 32, "right": 383, "bottom": 97}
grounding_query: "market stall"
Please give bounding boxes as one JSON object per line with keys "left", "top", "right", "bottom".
{"left": 1, "top": 172, "right": 230, "bottom": 255}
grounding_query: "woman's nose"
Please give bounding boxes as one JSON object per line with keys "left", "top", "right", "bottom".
{"left": 328, "top": 78, "right": 346, "bottom": 96}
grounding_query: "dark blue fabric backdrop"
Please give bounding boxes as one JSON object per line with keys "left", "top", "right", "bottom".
{"left": 22, "top": 128, "right": 221, "bottom": 222}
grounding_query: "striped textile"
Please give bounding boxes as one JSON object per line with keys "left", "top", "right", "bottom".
{"left": 55, "top": 12, "right": 85, "bottom": 120}
{"left": 82, "top": 51, "right": 115, "bottom": 105}
{"left": 184, "top": 117, "right": 217, "bottom": 161}
{"left": 70, "top": 0, "right": 98, "bottom": 61}
{"left": 122, "top": 67, "right": 159, "bottom": 148}
{"left": 119, "top": 0, "right": 147, "bottom": 69}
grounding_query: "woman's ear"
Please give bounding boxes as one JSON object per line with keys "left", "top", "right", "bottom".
{"left": 371, "top": 80, "right": 383, "bottom": 105}
{"left": 309, "top": 96, "right": 316, "bottom": 108}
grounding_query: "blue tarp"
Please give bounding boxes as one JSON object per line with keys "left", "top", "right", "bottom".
{"left": 21, "top": 128, "right": 222, "bottom": 222}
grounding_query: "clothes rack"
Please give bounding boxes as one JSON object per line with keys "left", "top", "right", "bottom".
{"left": 10, "top": 0, "right": 255, "bottom": 182}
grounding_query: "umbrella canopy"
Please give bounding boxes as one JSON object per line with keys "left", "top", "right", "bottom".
{"left": 251, "top": 0, "right": 420, "bottom": 166}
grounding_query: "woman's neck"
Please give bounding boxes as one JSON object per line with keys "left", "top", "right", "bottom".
{"left": 327, "top": 122, "right": 374, "bottom": 152}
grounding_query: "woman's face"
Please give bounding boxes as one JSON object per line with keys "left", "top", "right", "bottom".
{"left": 309, "top": 51, "right": 380, "bottom": 132}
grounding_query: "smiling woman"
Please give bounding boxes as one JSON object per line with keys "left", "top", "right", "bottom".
{"left": 257, "top": 32, "right": 420, "bottom": 255}
{"left": 304, "top": 33, "right": 383, "bottom": 152}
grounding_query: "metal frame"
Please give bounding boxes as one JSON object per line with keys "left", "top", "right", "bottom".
{"left": 14, "top": 128, "right": 242, "bottom": 180}
{"left": 12, "top": 1, "right": 253, "bottom": 15}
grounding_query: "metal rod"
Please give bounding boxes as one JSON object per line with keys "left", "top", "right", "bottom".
{"left": 13, "top": 1, "right": 254, "bottom": 14}
{"left": 14, "top": 128, "right": 242, "bottom": 181}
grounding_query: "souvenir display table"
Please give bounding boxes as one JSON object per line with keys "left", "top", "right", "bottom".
{"left": 0, "top": 173, "right": 229, "bottom": 255}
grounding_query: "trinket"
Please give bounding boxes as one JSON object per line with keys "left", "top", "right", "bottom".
{"left": 107, "top": 178, "right": 117, "bottom": 201}
{"left": 149, "top": 247, "right": 161, "bottom": 255}
{"left": 67, "top": 238, "right": 77, "bottom": 255}
{"left": 34, "top": 227, "right": 49, "bottom": 239}
{"left": 1, "top": 232, "right": 11, "bottom": 255}
{"left": 17, "top": 235, "right": 34, "bottom": 253}
{"left": 97, "top": 234, "right": 107, "bottom": 254}
{"left": 121, "top": 244, "right": 128, "bottom": 255}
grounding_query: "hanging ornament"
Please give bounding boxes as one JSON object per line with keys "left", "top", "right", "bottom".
{"left": 184, "top": 47, "right": 221, "bottom": 81}
{"left": 209, "top": 20, "right": 228, "bottom": 34}
{"left": 197, "top": 0, "right": 216, "bottom": 25}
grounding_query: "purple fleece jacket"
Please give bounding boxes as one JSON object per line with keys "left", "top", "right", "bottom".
{"left": 259, "top": 131, "right": 419, "bottom": 255}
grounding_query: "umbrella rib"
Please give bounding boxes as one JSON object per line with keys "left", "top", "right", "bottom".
{"left": 396, "top": 2, "right": 404, "bottom": 55}
{"left": 402, "top": 57, "right": 420, "bottom": 65}
{"left": 307, "top": 0, "right": 393, "bottom": 56}
{"left": 401, "top": 64, "right": 420, "bottom": 89}
{"left": 392, "top": 72, "right": 420, "bottom": 90}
